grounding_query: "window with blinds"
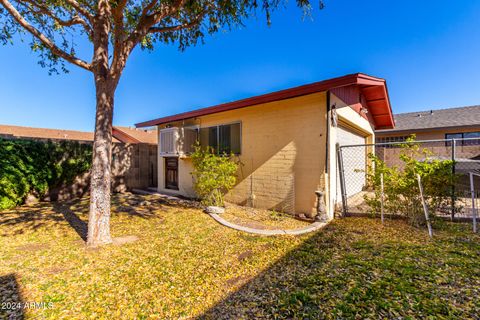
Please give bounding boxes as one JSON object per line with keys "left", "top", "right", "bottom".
{"left": 446, "top": 132, "right": 480, "bottom": 146}
{"left": 159, "top": 123, "right": 240, "bottom": 156}
{"left": 183, "top": 127, "right": 199, "bottom": 154}
{"left": 199, "top": 122, "right": 241, "bottom": 155}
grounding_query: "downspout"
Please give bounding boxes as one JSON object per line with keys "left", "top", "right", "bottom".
{"left": 318, "top": 91, "right": 331, "bottom": 220}
{"left": 325, "top": 91, "right": 330, "bottom": 174}
{"left": 323, "top": 91, "right": 338, "bottom": 220}
{"left": 313, "top": 91, "right": 331, "bottom": 221}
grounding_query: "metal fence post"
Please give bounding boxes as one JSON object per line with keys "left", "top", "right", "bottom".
{"left": 451, "top": 138, "right": 456, "bottom": 220}
{"left": 470, "top": 172, "right": 477, "bottom": 233}
{"left": 380, "top": 173, "right": 385, "bottom": 224}
{"left": 336, "top": 143, "right": 348, "bottom": 217}
{"left": 417, "top": 174, "right": 433, "bottom": 238}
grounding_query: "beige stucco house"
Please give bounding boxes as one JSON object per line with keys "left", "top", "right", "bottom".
{"left": 136, "top": 73, "right": 394, "bottom": 219}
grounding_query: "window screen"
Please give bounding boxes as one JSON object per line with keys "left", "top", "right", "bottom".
{"left": 200, "top": 126, "right": 218, "bottom": 152}
{"left": 445, "top": 133, "right": 463, "bottom": 140}
{"left": 200, "top": 123, "right": 241, "bottom": 154}
{"left": 219, "top": 123, "right": 241, "bottom": 154}
{"left": 375, "top": 136, "right": 408, "bottom": 148}
{"left": 463, "top": 132, "right": 480, "bottom": 145}
{"left": 445, "top": 132, "right": 480, "bottom": 146}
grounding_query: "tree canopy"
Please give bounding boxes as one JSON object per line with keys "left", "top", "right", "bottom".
{"left": 0, "top": 0, "right": 323, "bottom": 247}
{"left": 0, "top": 0, "right": 322, "bottom": 75}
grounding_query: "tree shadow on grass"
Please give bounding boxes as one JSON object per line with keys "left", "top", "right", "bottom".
{"left": 52, "top": 203, "right": 88, "bottom": 242}
{"left": 0, "top": 274, "right": 25, "bottom": 320}
{"left": 197, "top": 223, "right": 340, "bottom": 319}
{"left": 198, "top": 218, "right": 480, "bottom": 319}
{"left": 0, "top": 203, "right": 65, "bottom": 236}
{"left": 110, "top": 193, "right": 170, "bottom": 218}
{"left": 0, "top": 193, "right": 171, "bottom": 241}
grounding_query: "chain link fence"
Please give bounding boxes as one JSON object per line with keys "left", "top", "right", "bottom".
{"left": 337, "top": 138, "right": 480, "bottom": 222}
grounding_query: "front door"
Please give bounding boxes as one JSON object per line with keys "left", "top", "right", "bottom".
{"left": 165, "top": 157, "right": 179, "bottom": 190}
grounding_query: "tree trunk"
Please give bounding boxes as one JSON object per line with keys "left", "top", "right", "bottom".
{"left": 87, "top": 2, "right": 116, "bottom": 247}
{"left": 87, "top": 78, "right": 115, "bottom": 247}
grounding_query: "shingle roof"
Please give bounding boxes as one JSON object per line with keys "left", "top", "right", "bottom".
{"left": 113, "top": 126, "right": 157, "bottom": 144}
{"left": 0, "top": 124, "right": 157, "bottom": 144}
{"left": 0, "top": 124, "right": 97, "bottom": 142}
{"left": 377, "top": 105, "right": 480, "bottom": 133}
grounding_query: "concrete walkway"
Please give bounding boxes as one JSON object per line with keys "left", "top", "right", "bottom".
{"left": 207, "top": 212, "right": 329, "bottom": 236}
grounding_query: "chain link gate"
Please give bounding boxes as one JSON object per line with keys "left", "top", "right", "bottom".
{"left": 337, "top": 138, "right": 480, "bottom": 220}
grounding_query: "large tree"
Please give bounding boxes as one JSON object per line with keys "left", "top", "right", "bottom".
{"left": 0, "top": 0, "right": 321, "bottom": 246}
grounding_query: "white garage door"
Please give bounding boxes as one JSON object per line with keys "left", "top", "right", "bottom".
{"left": 336, "top": 126, "right": 367, "bottom": 201}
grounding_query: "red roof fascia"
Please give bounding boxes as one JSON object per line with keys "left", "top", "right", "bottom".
{"left": 361, "top": 81, "right": 395, "bottom": 129}
{"left": 136, "top": 73, "right": 394, "bottom": 129}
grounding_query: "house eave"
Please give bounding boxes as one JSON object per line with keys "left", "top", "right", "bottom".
{"left": 135, "top": 73, "right": 394, "bottom": 130}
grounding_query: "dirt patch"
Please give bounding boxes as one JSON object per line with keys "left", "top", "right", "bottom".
{"left": 260, "top": 243, "right": 272, "bottom": 250}
{"left": 74, "top": 235, "right": 141, "bottom": 248}
{"left": 352, "top": 230, "right": 366, "bottom": 235}
{"left": 116, "top": 205, "right": 136, "bottom": 213}
{"left": 112, "top": 235, "right": 139, "bottom": 245}
{"left": 45, "top": 267, "right": 67, "bottom": 275}
{"left": 237, "top": 250, "right": 254, "bottom": 262}
{"left": 16, "top": 243, "right": 50, "bottom": 252}
{"left": 73, "top": 239, "right": 87, "bottom": 247}
{"left": 226, "top": 275, "right": 250, "bottom": 288}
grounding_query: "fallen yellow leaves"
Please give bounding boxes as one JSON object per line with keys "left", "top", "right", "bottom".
{"left": 0, "top": 194, "right": 479, "bottom": 319}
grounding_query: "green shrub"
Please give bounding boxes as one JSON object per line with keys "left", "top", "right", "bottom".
{"left": 190, "top": 144, "right": 239, "bottom": 207}
{"left": 0, "top": 138, "right": 92, "bottom": 209}
{"left": 364, "top": 136, "right": 456, "bottom": 226}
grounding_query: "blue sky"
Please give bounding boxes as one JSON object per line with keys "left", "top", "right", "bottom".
{"left": 1, "top": 0, "right": 480, "bottom": 131}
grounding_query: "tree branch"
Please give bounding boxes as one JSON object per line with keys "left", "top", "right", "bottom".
{"left": 112, "top": 0, "right": 128, "bottom": 16}
{"left": 64, "top": 0, "right": 94, "bottom": 23}
{"left": 110, "top": 0, "right": 127, "bottom": 74}
{"left": 109, "top": 0, "right": 164, "bottom": 76}
{"left": 110, "top": 0, "right": 199, "bottom": 79}
{"left": 141, "top": 0, "right": 158, "bottom": 17}
{"left": 0, "top": 0, "right": 92, "bottom": 71}
{"left": 149, "top": 13, "right": 206, "bottom": 33}
{"left": 22, "top": 0, "right": 92, "bottom": 36}
{"left": 149, "top": 0, "right": 187, "bottom": 22}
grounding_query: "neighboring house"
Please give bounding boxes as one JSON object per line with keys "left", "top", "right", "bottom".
{"left": 375, "top": 105, "right": 480, "bottom": 143}
{"left": 0, "top": 124, "right": 157, "bottom": 144}
{"left": 375, "top": 105, "right": 480, "bottom": 176}
{"left": 136, "top": 73, "right": 394, "bottom": 219}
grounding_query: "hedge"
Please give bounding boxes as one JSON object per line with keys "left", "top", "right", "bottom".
{"left": 0, "top": 138, "right": 92, "bottom": 210}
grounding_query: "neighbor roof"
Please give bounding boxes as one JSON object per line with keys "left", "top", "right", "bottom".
{"left": 0, "top": 124, "right": 157, "bottom": 144}
{"left": 376, "top": 105, "right": 480, "bottom": 133}
{"left": 135, "top": 73, "right": 395, "bottom": 130}
{"left": 0, "top": 124, "right": 97, "bottom": 142}
{"left": 113, "top": 126, "right": 157, "bottom": 144}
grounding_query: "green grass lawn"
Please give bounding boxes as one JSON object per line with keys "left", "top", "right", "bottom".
{"left": 1, "top": 194, "right": 479, "bottom": 319}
